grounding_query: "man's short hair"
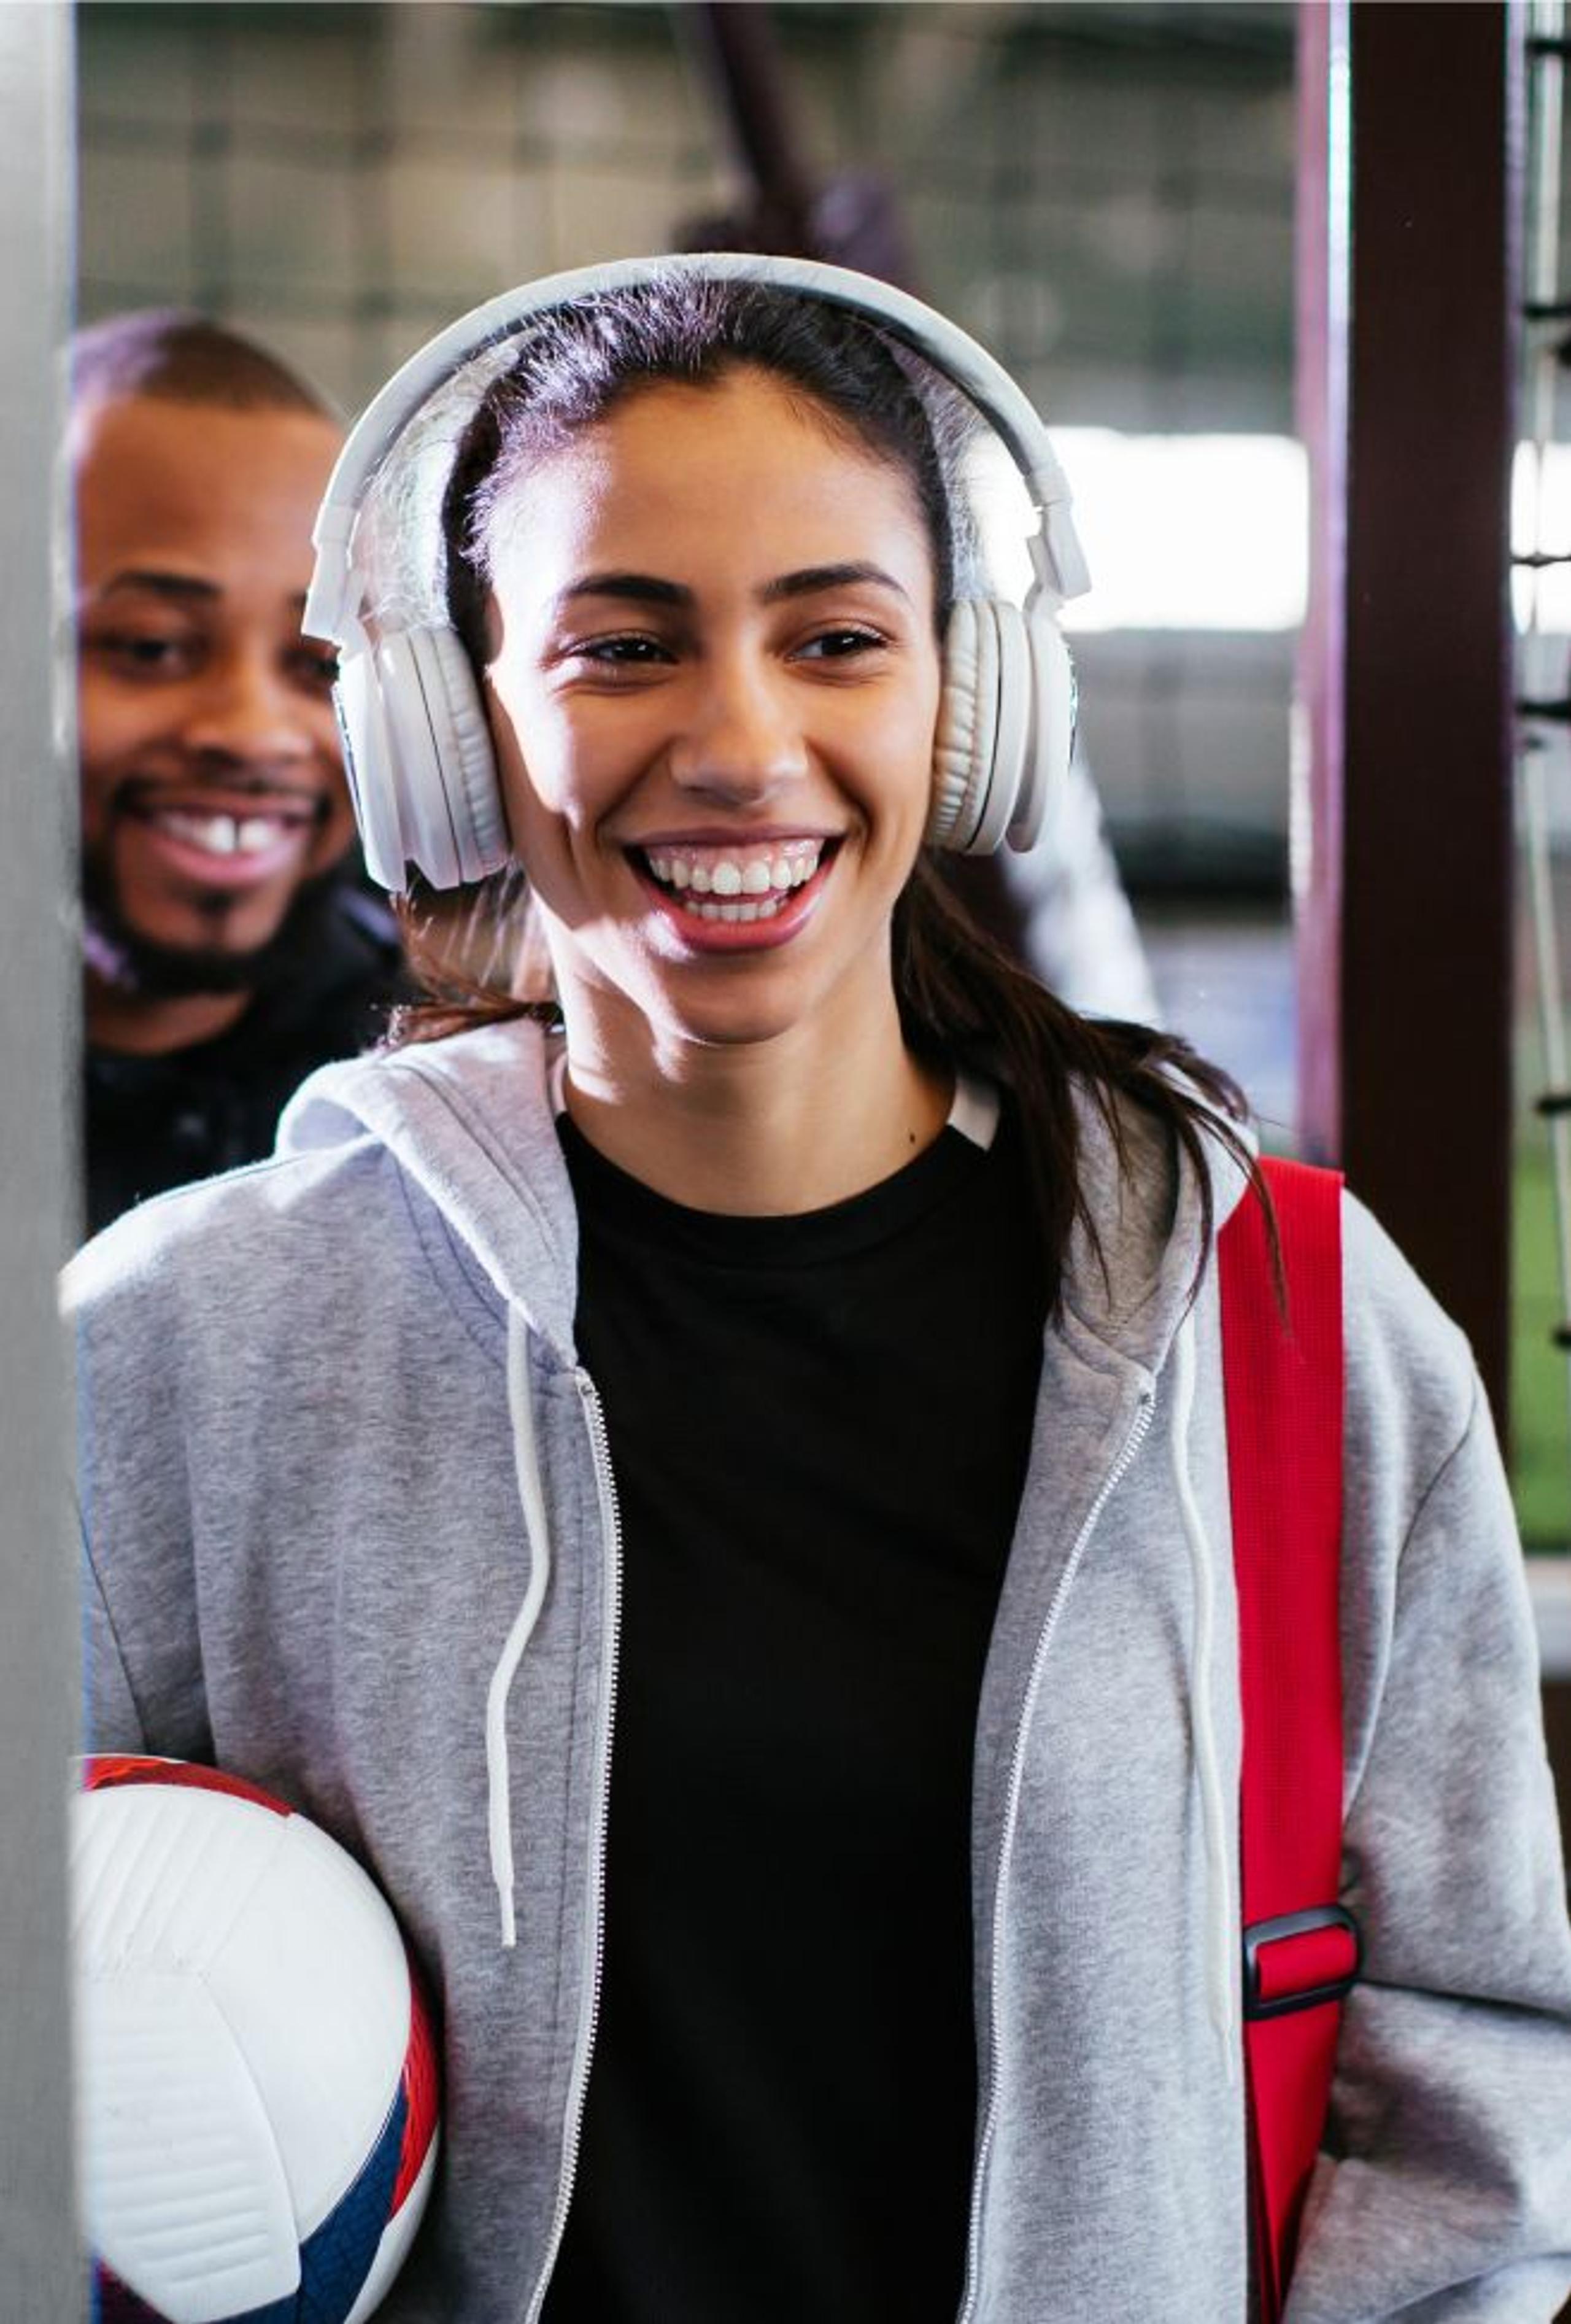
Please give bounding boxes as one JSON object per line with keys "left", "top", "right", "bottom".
{"left": 71, "top": 309, "right": 338, "bottom": 423}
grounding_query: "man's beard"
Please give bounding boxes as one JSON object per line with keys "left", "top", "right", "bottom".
{"left": 80, "top": 839, "right": 342, "bottom": 1002}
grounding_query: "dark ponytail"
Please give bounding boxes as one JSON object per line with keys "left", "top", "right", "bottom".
{"left": 892, "top": 859, "right": 1258, "bottom": 1309}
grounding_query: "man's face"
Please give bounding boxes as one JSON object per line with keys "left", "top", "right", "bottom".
{"left": 74, "top": 395, "right": 355, "bottom": 988}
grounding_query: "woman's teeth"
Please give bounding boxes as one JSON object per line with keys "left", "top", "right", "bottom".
{"left": 642, "top": 839, "right": 823, "bottom": 920}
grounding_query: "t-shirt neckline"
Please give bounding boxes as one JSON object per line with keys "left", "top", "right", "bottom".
{"left": 555, "top": 1071, "right": 1004, "bottom": 1271}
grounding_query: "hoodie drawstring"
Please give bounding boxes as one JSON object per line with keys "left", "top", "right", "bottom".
{"left": 1168, "top": 1311, "right": 1239, "bottom": 2084}
{"left": 485, "top": 1306, "right": 553, "bottom": 1948}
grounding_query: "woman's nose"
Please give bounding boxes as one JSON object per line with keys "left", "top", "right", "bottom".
{"left": 665, "top": 657, "right": 809, "bottom": 803}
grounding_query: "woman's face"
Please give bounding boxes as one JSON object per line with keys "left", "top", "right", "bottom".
{"left": 480, "top": 365, "right": 944, "bottom": 1075}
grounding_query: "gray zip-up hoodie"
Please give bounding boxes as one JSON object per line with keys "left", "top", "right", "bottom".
{"left": 68, "top": 1018, "right": 1571, "bottom": 2322}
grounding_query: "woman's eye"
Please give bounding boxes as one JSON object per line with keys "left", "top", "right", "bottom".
{"left": 795, "top": 627, "right": 887, "bottom": 662}
{"left": 573, "top": 634, "right": 670, "bottom": 667}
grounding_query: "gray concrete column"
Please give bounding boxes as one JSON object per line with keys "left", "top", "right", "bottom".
{"left": 0, "top": 1, "right": 83, "bottom": 2314}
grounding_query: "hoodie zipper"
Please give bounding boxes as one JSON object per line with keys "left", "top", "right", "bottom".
{"left": 957, "top": 1384, "right": 1156, "bottom": 2323}
{"left": 524, "top": 1369, "right": 623, "bottom": 2324}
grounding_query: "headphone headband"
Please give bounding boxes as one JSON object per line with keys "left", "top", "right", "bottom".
{"left": 305, "top": 252, "right": 1090, "bottom": 647}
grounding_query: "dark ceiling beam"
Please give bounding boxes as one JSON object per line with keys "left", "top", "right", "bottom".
{"left": 683, "top": 1, "right": 817, "bottom": 253}
{"left": 673, "top": 1, "right": 913, "bottom": 284}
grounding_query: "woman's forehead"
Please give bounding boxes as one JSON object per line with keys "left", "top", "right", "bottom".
{"left": 483, "top": 368, "right": 936, "bottom": 587}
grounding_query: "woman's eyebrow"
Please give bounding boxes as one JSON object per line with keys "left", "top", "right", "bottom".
{"left": 759, "top": 562, "right": 911, "bottom": 605}
{"left": 558, "top": 571, "right": 692, "bottom": 609}
{"left": 555, "top": 562, "right": 913, "bottom": 615}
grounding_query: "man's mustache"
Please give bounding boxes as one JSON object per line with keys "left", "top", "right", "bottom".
{"left": 110, "top": 773, "right": 332, "bottom": 819}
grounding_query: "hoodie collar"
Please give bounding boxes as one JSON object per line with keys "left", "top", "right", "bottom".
{"left": 279, "top": 1020, "right": 1256, "bottom": 1388}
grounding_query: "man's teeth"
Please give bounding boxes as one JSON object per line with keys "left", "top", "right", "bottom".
{"left": 643, "top": 839, "right": 823, "bottom": 911}
{"left": 155, "top": 810, "right": 296, "bottom": 858}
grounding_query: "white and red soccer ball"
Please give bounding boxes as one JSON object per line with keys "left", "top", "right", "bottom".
{"left": 72, "top": 1756, "right": 440, "bottom": 2324}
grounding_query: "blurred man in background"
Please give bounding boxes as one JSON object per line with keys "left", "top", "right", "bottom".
{"left": 71, "top": 311, "right": 407, "bottom": 1236}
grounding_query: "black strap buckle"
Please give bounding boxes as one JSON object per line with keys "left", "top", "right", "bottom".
{"left": 1243, "top": 1904, "right": 1361, "bottom": 2021}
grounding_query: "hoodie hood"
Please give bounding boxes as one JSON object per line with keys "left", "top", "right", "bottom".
{"left": 279, "top": 1017, "right": 582, "bottom": 1365}
{"left": 278, "top": 1013, "right": 1255, "bottom": 1389}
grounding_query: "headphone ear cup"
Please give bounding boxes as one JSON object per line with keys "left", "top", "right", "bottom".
{"left": 960, "top": 598, "right": 1034, "bottom": 858}
{"left": 376, "top": 627, "right": 511, "bottom": 890}
{"left": 931, "top": 596, "right": 1040, "bottom": 856}
{"left": 928, "top": 598, "right": 999, "bottom": 851}
{"left": 925, "top": 594, "right": 1078, "bottom": 858}
{"left": 1005, "top": 598, "right": 1077, "bottom": 854}
{"left": 330, "top": 645, "right": 412, "bottom": 895}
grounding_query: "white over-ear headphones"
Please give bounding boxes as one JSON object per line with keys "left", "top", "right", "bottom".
{"left": 304, "top": 253, "right": 1091, "bottom": 894}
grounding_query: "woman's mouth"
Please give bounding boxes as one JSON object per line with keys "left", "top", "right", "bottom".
{"left": 634, "top": 836, "right": 832, "bottom": 926}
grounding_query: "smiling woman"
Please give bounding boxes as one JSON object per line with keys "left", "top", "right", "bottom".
{"left": 65, "top": 258, "right": 1571, "bottom": 2324}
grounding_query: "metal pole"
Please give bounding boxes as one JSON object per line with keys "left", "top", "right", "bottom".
{"left": 1517, "top": 0, "right": 1571, "bottom": 1489}
{"left": 1297, "top": 1, "right": 1518, "bottom": 1419}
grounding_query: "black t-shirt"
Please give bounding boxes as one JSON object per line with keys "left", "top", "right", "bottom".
{"left": 542, "top": 1091, "right": 1048, "bottom": 2323}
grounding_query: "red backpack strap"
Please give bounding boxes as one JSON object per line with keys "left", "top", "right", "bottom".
{"left": 1218, "top": 1153, "right": 1359, "bottom": 2323}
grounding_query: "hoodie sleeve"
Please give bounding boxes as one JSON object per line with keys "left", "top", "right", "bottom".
{"left": 80, "top": 1506, "right": 147, "bottom": 1754}
{"left": 1284, "top": 1201, "right": 1571, "bottom": 2323}
{"left": 68, "top": 1222, "right": 215, "bottom": 1768}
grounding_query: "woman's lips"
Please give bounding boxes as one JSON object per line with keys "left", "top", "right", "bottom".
{"left": 629, "top": 835, "right": 839, "bottom": 950}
